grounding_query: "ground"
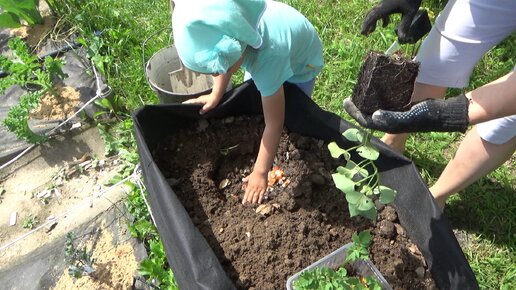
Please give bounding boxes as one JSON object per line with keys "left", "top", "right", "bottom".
{"left": 154, "top": 115, "right": 438, "bottom": 290}
{"left": 0, "top": 110, "right": 142, "bottom": 290}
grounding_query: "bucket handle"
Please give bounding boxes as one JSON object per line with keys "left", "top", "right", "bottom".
{"left": 142, "top": 27, "right": 172, "bottom": 79}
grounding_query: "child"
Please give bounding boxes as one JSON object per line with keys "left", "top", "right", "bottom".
{"left": 172, "top": 0, "right": 324, "bottom": 205}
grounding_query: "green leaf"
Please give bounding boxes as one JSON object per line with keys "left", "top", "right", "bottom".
{"left": 328, "top": 142, "right": 350, "bottom": 160}
{"left": 0, "top": 12, "right": 21, "bottom": 28}
{"left": 348, "top": 203, "right": 360, "bottom": 218}
{"left": 356, "top": 144, "right": 379, "bottom": 160}
{"left": 357, "top": 195, "right": 374, "bottom": 211}
{"left": 0, "top": 0, "right": 42, "bottom": 26}
{"left": 345, "top": 190, "right": 362, "bottom": 204}
{"left": 360, "top": 207, "right": 377, "bottom": 221}
{"left": 376, "top": 186, "right": 397, "bottom": 204}
{"left": 345, "top": 160, "right": 369, "bottom": 178}
{"left": 335, "top": 165, "right": 355, "bottom": 179}
{"left": 357, "top": 230, "right": 372, "bottom": 246}
{"left": 331, "top": 173, "right": 355, "bottom": 193}
{"left": 342, "top": 128, "right": 364, "bottom": 142}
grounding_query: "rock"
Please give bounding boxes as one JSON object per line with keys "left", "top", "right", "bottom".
{"left": 415, "top": 267, "right": 426, "bottom": 278}
{"left": 9, "top": 212, "right": 17, "bottom": 226}
{"left": 380, "top": 206, "right": 397, "bottom": 222}
{"left": 394, "top": 223, "right": 406, "bottom": 238}
{"left": 378, "top": 220, "right": 396, "bottom": 239}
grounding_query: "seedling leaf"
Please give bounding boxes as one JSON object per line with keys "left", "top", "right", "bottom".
{"left": 342, "top": 128, "right": 364, "bottom": 142}
{"left": 378, "top": 186, "right": 397, "bottom": 204}
{"left": 345, "top": 189, "right": 363, "bottom": 204}
{"left": 357, "top": 195, "right": 374, "bottom": 211}
{"left": 357, "top": 144, "right": 379, "bottom": 160}
{"left": 331, "top": 172, "right": 355, "bottom": 193}
{"left": 328, "top": 141, "right": 350, "bottom": 160}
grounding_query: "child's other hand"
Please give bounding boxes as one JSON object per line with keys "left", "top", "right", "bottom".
{"left": 182, "top": 92, "right": 222, "bottom": 114}
{"left": 242, "top": 170, "right": 268, "bottom": 205}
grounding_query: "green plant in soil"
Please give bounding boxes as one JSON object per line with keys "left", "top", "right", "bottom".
{"left": 293, "top": 230, "right": 380, "bottom": 290}
{"left": 0, "top": 0, "right": 43, "bottom": 28}
{"left": 125, "top": 183, "right": 179, "bottom": 290}
{"left": 345, "top": 230, "right": 372, "bottom": 264}
{"left": 22, "top": 214, "right": 39, "bottom": 229}
{"left": 0, "top": 37, "right": 67, "bottom": 144}
{"left": 64, "top": 232, "right": 95, "bottom": 279}
{"left": 328, "top": 128, "right": 397, "bottom": 221}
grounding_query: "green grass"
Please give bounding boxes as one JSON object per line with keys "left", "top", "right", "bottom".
{"left": 46, "top": 0, "right": 515, "bottom": 289}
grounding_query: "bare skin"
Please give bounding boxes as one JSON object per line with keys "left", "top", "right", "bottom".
{"left": 430, "top": 129, "right": 516, "bottom": 209}
{"left": 182, "top": 56, "right": 285, "bottom": 205}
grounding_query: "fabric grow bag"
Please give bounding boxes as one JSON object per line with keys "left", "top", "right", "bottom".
{"left": 132, "top": 80, "right": 478, "bottom": 290}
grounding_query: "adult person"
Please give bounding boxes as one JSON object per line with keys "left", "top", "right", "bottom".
{"left": 345, "top": 0, "right": 516, "bottom": 209}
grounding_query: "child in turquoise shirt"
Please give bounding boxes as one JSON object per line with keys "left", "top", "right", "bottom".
{"left": 173, "top": 0, "right": 323, "bottom": 205}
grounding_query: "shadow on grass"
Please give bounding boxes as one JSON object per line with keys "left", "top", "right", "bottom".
{"left": 408, "top": 152, "right": 515, "bottom": 250}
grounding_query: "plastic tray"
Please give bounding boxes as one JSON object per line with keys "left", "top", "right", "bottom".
{"left": 286, "top": 243, "right": 392, "bottom": 290}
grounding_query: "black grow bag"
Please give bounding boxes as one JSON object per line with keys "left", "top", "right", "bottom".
{"left": 132, "top": 80, "right": 479, "bottom": 290}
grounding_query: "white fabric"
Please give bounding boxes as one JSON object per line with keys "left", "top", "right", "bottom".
{"left": 477, "top": 115, "right": 516, "bottom": 144}
{"left": 415, "top": 0, "right": 516, "bottom": 88}
{"left": 414, "top": 0, "right": 516, "bottom": 144}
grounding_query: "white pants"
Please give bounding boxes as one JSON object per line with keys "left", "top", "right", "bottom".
{"left": 415, "top": 0, "right": 516, "bottom": 144}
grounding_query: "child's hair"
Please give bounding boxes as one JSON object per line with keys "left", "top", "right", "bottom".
{"left": 172, "top": 0, "right": 266, "bottom": 74}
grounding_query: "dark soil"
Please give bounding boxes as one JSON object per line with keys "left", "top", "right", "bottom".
{"left": 351, "top": 51, "right": 419, "bottom": 114}
{"left": 154, "top": 115, "right": 437, "bottom": 290}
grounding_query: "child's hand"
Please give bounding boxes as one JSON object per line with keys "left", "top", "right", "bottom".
{"left": 242, "top": 170, "right": 268, "bottom": 205}
{"left": 182, "top": 92, "right": 222, "bottom": 114}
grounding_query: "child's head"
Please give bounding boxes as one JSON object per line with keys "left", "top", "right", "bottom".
{"left": 172, "top": 0, "right": 266, "bottom": 74}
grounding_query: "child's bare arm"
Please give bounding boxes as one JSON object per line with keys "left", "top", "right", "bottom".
{"left": 242, "top": 86, "right": 285, "bottom": 204}
{"left": 182, "top": 73, "right": 232, "bottom": 114}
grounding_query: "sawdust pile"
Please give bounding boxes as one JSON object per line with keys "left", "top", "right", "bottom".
{"left": 51, "top": 228, "right": 138, "bottom": 290}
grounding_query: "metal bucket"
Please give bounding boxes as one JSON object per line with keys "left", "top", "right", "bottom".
{"left": 145, "top": 45, "right": 215, "bottom": 103}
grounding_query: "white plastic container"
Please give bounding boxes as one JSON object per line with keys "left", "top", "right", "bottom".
{"left": 286, "top": 243, "right": 392, "bottom": 290}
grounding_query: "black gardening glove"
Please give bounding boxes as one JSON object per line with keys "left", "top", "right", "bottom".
{"left": 361, "top": 0, "right": 423, "bottom": 44}
{"left": 343, "top": 95, "right": 470, "bottom": 133}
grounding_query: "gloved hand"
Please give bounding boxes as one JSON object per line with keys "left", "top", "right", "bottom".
{"left": 361, "top": 0, "right": 423, "bottom": 44}
{"left": 343, "top": 95, "right": 470, "bottom": 133}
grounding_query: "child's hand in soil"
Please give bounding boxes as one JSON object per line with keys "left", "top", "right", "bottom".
{"left": 242, "top": 171, "right": 268, "bottom": 205}
{"left": 182, "top": 92, "right": 222, "bottom": 114}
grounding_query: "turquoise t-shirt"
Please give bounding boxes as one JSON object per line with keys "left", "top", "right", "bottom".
{"left": 241, "top": 0, "right": 324, "bottom": 97}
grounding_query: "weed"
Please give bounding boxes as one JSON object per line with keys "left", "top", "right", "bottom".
{"left": 22, "top": 214, "right": 39, "bottom": 229}
{"left": 138, "top": 239, "right": 179, "bottom": 290}
{"left": 0, "top": 37, "right": 67, "bottom": 144}
{"left": 65, "top": 232, "right": 95, "bottom": 279}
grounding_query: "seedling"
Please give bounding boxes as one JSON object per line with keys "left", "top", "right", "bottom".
{"left": 293, "top": 230, "right": 381, "bottom": 290}
{"left": 22, "top": 214, "right": 39, "bottom": 229}
{"left": 345, "top": 230, "right": 372, "bottom": 264}
{"left": 328, "top": 128, "right": 397, "bottom": 221}
{"left": 65, "top": 232, "right": 95, "bottom": 279}
{"left": 0, "top": 37, "right": 66, "bottom": 144}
